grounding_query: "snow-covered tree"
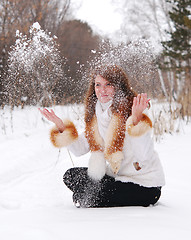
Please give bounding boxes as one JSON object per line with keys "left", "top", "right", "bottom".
{"left": 5, "top": 22, "right": 66, "bottom": 107}
{"left": 161, "top": 0, "right": 191, "bottom": 118}
{"left": 162, "top": 0, "right": 191, "bottom": 71}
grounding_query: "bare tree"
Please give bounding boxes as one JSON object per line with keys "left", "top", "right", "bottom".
{"left": 56, "top": 20, "right": 101, "bottom": 103}
{"left": 112, "top": 0, "right": 174, "bottom": 99}
{"left": 115, "top": 0, "right": 171, "bottom": 42}
{"left": 0, "top": 0, "right": 71, "bottom": 104}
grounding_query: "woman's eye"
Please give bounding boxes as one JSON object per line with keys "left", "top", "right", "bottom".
{"left": 95, "top": 83, "right": 100, "bottom": 87}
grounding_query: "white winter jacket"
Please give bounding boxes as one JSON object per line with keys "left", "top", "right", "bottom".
{"left": 50, "top": 101, "right": 165, "bottom": 188}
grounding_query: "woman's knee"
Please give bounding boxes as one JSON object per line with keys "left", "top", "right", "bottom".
{"left": 63, "top": 168, "right": 74, "bottom": 184}
{"left": 63, "top": 167, "right": 88, "bottom": 184}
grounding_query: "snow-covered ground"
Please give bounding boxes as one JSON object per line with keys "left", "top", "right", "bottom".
{"left": 0, "top": 105, "right": 191, "bottom": 240}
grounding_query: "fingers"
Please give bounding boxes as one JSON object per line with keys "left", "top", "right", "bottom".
{"left": 39, "top": 108, "right": 54, "bottom": 121}
{"left": 38, "top": 108, "right": 47, "bottom": 117}
{"left": 132, "top": 93, "right": 150, "bottom": 117}
{"left": 134, "top": 93, "right": 149, "bottom": 107}
{"left": 141, "top": 93, "right": 147, "bottom": 108}
{"left": 133, "top": 96, "right": 137, "bottom": 107}
{"left": 38, "top": 108, "right": 44, "bottom": 114}
{"left": 139, "top": 93, "right": 147, "bottom": 105}
{"left": 146, "top": 98, "right": 151, "bottom": 105}
{"left": 39, "top": 108, "right": 49, "bottom": 117}
{"left": 50, "top": 109, "right": 55, "bottom": 115}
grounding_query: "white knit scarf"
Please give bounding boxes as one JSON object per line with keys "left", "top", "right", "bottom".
{"left": 95, "top": 100, "right": 112, "bottom": 141}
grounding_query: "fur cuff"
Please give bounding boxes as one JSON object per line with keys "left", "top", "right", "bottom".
{"left": 105, "top": 151, "right": 123, "bottom": 174}
{"left": 50, "top": 120, "right": 78, "bottom": 148}
{"left": 88, "top": 152, "right": 106, "bottom": 181}
{"left": 126, "top": 114, "right": 152, "bottom": 137}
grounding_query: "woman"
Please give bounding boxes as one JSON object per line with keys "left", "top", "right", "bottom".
{"left": 39, "top": 65, "right": 165, "bottom": 208}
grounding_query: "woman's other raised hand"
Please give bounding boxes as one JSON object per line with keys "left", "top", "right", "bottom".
{"left": 132, "top": 93, "right": 150, "bottom": 126}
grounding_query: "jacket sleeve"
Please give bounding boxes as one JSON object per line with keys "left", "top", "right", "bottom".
{"left": 67, "top": 132, "right": 90, "bottom": 156}
{"left": 50, "top": 119, "right": 90, "bottom": 157}
{"left": 126, "top": 112, "right": 152, "bottom": 138}
{"left": 126, "top": 112, "right": 154, "bottom": 164}
{"left": 50, "top": 119, "right": 78, "bottom": 148}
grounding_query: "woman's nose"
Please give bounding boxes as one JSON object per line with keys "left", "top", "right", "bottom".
{"left": 100, "top": 86, "right": 106, "bottom": 93}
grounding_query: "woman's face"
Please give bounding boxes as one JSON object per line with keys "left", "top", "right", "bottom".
{"left": 94, "top": 75, "right": 114, "bottom": 103}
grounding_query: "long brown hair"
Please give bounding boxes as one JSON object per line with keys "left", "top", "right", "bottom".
{"left": 84, "top": 65, "right": 137, "bottom": 123}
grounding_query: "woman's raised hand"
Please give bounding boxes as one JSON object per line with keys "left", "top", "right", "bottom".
{"left": 38, "top": 108, "right": 66, "bottom": 132}
{"left": 132, "top": 93, "right": 150, "bottom": 126}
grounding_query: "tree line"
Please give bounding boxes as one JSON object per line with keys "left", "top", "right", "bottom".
{"left": 0, "top": 0, "right": 101, "bottom": 106}
{"left": 0, "top": 0, "right": 190, "bottom": 122}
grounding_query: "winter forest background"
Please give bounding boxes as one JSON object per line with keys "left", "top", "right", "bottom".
{"left": 0, "top": 0, "right": 190, "bottom": 137}
{"left": 0, "top": 0, "right": 191, "bottom": 239}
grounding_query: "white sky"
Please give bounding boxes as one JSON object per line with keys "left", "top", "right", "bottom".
{"left": 71, "top": 0, "right": 123, "bottom": 35}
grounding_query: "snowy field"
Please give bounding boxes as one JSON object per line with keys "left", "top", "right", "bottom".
{"left": 0, "top": 105, "right": 191, "bottom": 240}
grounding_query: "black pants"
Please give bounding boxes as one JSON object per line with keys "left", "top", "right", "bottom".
{"left": 63, "top": 167, "right": 162, "bottom": 208}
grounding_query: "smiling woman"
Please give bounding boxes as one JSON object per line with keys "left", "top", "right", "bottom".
{"left": 39, "top": 64, "right": 165, "bottom": 208}
{"left": 94, "top": 76, "right": 115, "bottom": 103}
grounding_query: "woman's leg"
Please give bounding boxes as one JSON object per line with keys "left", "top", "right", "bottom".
{"left": 63, "top": 167, "right": 89, "bottom": 193}
{"left": 63, "top": 168, "right": 161, "bottom": 208}
{"left": 96, "top": 181, "right": 162, "bottom": 207}
{"left": 63, "top": 167, "right": 115, "bottom": 207}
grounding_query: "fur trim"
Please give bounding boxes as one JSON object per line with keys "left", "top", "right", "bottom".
{"left": 85, "top": 115, "right": 104, "bottom": 152}
{"left": 88, "top": 152, "right": 106, "bottom": 180}
{"left": 86, "top": 113, "right": 126, "bottom": 175}
{"left": 50, "top": 120, "right": 78, "bottom": 148}
{"left": 104, "top": 113, "right": 126, "bottom": 157}
{"left": 126, "top": 114, "right": 152, "bottom": 137}
{"left": 106, "top": 151, "right": 123, "bottom": 174}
